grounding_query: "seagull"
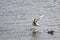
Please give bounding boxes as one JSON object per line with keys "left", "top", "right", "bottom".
{"left": 32, "top": 15, "right": 44, "bottom": 26}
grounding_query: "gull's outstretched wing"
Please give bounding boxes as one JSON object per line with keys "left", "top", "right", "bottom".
{"left": 32, "top": 15, "right": 44, "bottom": 26}
{"left": 35, "top": 15, "right": 44, "bottom": 22}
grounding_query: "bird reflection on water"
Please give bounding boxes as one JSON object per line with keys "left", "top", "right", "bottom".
{"left": 31, "top": 31, "right": 37, "bottom": 40}
{"left": 31, "top": 30, "right": 41, "bottom": 40}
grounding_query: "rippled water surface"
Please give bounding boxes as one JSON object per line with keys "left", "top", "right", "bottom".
{"left": 0, "top": 0, "right": 60, "bottom": 40}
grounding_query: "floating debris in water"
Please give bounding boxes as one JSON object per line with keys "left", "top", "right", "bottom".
{"left": 32, "top": 15, "right": 44, "bottom": 26}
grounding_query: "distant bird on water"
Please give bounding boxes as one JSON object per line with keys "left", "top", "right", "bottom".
{"left": 32, "top": 15, "right": 44, "bottom": 26}
{"left": 47, "top": 29, "right": 55, "bottom": 35}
